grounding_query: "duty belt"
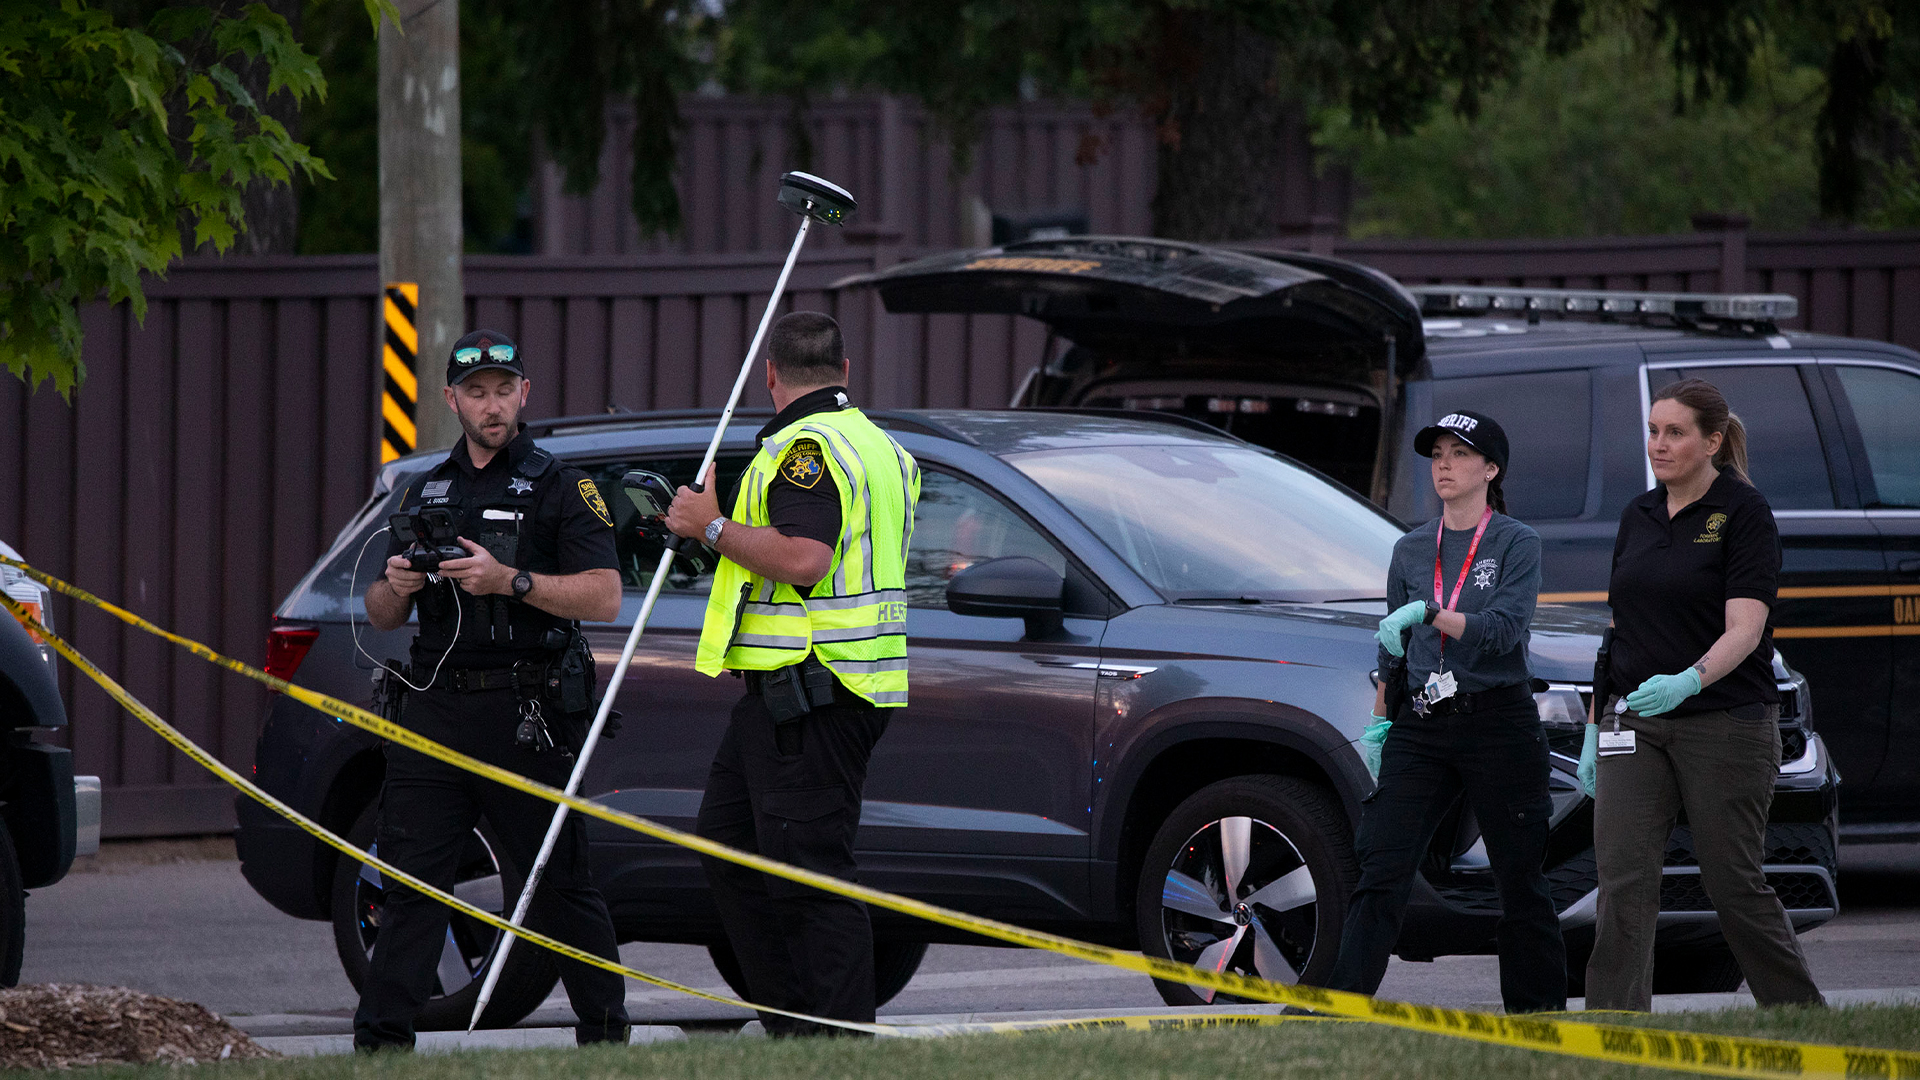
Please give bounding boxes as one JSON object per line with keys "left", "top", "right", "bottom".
{"left": 433, "top": 664, "right": 534, "bottom": 693}
{"left": 1408, "top": 680, "right": 1531, "bottom": 717}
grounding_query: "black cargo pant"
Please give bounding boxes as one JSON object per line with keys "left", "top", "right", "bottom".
{"left": 1324, "top": 693, "right": 1568, "bottom": 1014}
{"left": 353, "top": 684, "right": 629, "bottom": 1049}
{"left": 695, "top": 682, "right": 889, "bottom": 1036}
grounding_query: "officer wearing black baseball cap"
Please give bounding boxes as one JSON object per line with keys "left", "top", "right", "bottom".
{"left": 355, "top": 329, "right": 631, "bottom": 1049}
{"left": 447, "top": 329, "right": 527, "bottom": 384}
{"left": 1412, "top": 410, "right": 1510, "bottom": 477}
{"left": 1313, "top": 407, "right": 1567, "bottom": 1013}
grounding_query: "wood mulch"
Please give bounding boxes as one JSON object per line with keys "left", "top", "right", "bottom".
{"left": 0, "top": 985, "right": 276, "bottom": 1070}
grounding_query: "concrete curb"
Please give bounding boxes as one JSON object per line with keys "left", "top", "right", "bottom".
{"left": 256, "top": 1026, "right": 689, "bottom": 1056}
{"left": 244, "top": 987, "right": 1920, "bottom": 1055}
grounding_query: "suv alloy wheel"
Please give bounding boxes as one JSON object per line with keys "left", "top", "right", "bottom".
{"left": 1136, "top": 776, "right": 1358, "bottom": 1006}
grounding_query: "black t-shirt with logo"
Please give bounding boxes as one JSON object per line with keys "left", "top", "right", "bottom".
{"left": 1607, "top": 470, "right": 1780, "bottom": 714}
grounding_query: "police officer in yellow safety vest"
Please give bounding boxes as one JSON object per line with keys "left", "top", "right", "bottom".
{"left": 665, "top": 311, "right": 919, "bottom": 1036}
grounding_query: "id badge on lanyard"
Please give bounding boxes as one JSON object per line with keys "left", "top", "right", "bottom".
{"left": 1411, "top": 507, "right": 1491, "bottom": 716}
{"left": 1599, "top": 698, "right": 1636, "bottom": 755}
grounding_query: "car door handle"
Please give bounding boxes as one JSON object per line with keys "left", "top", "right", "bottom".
{"left": 1031, "top": 660, "right": 1157, "bottom": 679}
{"left": 1898, "top": 558, "right": 1920, "bottom": 575}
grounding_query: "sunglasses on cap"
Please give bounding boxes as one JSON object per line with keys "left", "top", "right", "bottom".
{"left": 453, "top": 343, "right": 516, "bottom": 366}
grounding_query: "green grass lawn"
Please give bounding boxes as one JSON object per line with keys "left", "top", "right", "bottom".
{"left": 58, "top": 1005, "right": 1920, "bottom": 1080}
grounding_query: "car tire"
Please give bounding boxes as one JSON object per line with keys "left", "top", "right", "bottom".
{"left": 1651, "top": 943, "right": 1746, "bottom": 995}
{"left": 1136, "top": 775, "right": 1358, "bottom": 1007}
{"left": 329, "top": 801, "right": 559, "bottom": 1030}
{"left": 0, "top": 826, "right": 23, "bottom": 987}
{"left": 706, "top": 938, "right": 929, "bottom": 1009}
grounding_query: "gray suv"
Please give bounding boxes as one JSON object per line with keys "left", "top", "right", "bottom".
{"left": 234, "top": 410, "right": 1836, "bottom": 1028}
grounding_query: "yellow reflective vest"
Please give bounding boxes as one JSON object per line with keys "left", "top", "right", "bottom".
{"left": 695, "top": 406, "right": 920, "bottom": 706}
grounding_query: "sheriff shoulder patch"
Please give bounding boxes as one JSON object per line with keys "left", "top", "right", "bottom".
{"left": 781, "top": 438, "right": 826, "bottom": 490}
{"left": 579, "top": 479, "right": 613, "bottom": 526}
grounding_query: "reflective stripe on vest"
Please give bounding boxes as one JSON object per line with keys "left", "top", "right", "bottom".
{"left": 695, "top": 407, "right": 920, "bottom": 706}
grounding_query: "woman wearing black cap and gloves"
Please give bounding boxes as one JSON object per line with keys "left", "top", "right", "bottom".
{"left": 1580, "top": 378, "right": 1823, "bottom": 1011}
{"left": 1319, "top": 411, "right": 1566, "bottom": 1014}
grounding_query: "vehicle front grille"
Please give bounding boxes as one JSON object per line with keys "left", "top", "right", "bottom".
{"left": 1660, "top": 870, "right": 1834, "bottom": 912}
{"left": 1547, "top": 849, "right": 1600, "bottom": 911}
{"left": 1781, "top": 727, "right": 1807, "bottom": 765}
{"left": 1662, "top": 824, "right": 1833, "bottom": 868}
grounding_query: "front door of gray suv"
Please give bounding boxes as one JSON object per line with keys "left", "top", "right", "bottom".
{"left": 857, "top": 469, "right": 1102, "bottom": 918}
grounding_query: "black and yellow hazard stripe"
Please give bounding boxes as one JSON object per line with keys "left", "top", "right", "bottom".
{"left": 8, "top": 551, "right": 1920, "bottom": 1075}
{"left": 382, "top": 282, "right": 420, "bottom": 463}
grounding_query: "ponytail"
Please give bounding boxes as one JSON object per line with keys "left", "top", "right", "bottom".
{"left": 1718, "top": 411, "right": 1751, "bottom": 485}
{"left": 1652, "top": 378, "right": 1751, "bottom": 486}
{"left": 1487, "top": 473, "right": 1509, "bottom": 516}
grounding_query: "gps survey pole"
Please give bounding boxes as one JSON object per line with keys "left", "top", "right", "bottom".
{"left": 467, "top": 172, "right": 857, "bottom": 1031}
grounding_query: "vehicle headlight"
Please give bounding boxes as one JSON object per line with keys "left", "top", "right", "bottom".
{"left": 1533, "top": 686, "right": 1587, "bottom": 731}
{"left": 1534, "top": 685, "right": 1591, "bottom": 761}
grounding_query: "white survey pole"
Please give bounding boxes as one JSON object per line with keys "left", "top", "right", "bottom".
{"left": 467, "top": 213, "right": 821, "bottom": 1030}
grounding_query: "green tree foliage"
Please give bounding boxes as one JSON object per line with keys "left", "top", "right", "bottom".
{"left": 297, "top": 0, "right": 706, "bottom": 252}
{"left": 1628, "top": 0, "right": 1914, "bottom": 221}
{"left": 714, "top": 0, "right": 1577, "bottom": 241}
{"left": 0, "top": 1, "right": 338, "bottom": 394}
{"left": 710, "top": 0, "right": 1915, "bottom": 239}
{"left": 1319, "top": 28, "right": 1827, "bottom": 238}
{"left": 297, "top": 0, "right": 541, "bottom": 254}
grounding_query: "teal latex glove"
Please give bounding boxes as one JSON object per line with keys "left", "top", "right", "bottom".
{"left": 1359, "top": 715, "right": 1390, "bottom": 781}
{"left": 1624, "top": 667, "right": 1703, "bottom": 717}
{"left": 1375, "top": 600, "right": 1427, "bottom": 657}
{"left": 1577, "top": 724, "right": 1598, "bottom": 798}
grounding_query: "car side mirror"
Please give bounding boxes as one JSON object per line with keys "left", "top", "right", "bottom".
{"left": 946, "top": 556, "right": 1065, "bottom": 640}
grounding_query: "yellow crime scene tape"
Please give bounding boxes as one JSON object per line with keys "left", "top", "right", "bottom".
{"left": 5, "top": 553, "right": 1915, "bottom": 1075}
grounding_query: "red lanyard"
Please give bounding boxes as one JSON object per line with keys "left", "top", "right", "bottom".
{"left": 1433, "top": 507, "right": 1493, "bottom": 656}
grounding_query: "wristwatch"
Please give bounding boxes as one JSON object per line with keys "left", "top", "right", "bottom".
{"left": 511, "top": 570, "right": 534, "bottom": 601}
{"left": 705, "top": 516, "right": 727, "bottom": 545}
{"left": 1422, "top": 601, "right": 1440, "bottom": 625}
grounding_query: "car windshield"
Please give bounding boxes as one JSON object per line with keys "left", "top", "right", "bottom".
{"left": 1008, "top": 443, "right": 1400, "bottom": 602}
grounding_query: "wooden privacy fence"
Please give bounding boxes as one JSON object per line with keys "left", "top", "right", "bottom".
{"left": 533, "top": 94, "right": 1349, "bottom": 256}
{"left": 2, "top": 226, "right": 1915, "bottom": 837}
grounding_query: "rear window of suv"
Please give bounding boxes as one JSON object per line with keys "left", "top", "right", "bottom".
{"left": 1433, "top": 370, "right": 1591, "bottom": 520}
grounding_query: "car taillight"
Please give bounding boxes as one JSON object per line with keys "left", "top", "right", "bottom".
{"left": 265, "top": 623, "right": 320, "bottom": 688}
{"left": 10, "top": 599, "right": 45, "bottom": 644}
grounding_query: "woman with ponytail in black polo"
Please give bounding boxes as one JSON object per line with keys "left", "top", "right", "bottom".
{"left": 1581, "top": 378, "right": 1824, "bottom": 1011}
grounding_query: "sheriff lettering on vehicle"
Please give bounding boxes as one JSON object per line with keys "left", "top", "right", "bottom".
{"left": 666, "top": 310, "right": 920, "bottom": 1036}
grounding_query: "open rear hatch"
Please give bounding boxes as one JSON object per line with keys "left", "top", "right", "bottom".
{"left": 838, "top": 237, "right": 1423, "bottom": 500}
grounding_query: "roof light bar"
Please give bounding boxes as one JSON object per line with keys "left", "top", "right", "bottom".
{"left": 1410, "top": 285, "right": 1797, "bottom": 326}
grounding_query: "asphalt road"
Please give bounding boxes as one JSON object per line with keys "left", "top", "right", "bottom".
{"left": 20, "top": 840, "right": 1920, "bottom": 1030}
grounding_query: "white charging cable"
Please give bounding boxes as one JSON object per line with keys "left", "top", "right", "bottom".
{"left": 349, "top": 526, "right": 460, "bottom": 693}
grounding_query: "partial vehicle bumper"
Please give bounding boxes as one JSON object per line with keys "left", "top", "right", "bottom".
{"left": 73, "top": 775, "right": 99, "bottom": 857}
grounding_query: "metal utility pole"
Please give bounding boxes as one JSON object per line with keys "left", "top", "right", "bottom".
{"left": 379, "top": 0, "right": 463, "bottom": 453}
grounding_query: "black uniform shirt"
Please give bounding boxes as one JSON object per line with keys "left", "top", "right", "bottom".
{"left": 1607, "top": 470, "right": 1780, "bottom": 714}
{"left": 750, "top": 386, "right": 848, "bottom": 548}
{"left": 386, "top": 426, "right": 617, "bottom": 666}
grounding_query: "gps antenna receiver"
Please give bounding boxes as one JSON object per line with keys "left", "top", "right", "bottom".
{"left": 778, "top": 171, "right": 857, "bottom": 225}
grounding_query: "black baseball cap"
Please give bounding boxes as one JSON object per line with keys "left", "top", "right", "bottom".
{"left": 447, "top": 329, "right": 524, "bottom": 385}
{"left": 1414, "top": 410, "right": 1510, "bottom": 474}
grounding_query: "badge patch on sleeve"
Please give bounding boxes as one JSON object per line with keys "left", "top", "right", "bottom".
{"left": 578, "top": 479, "right": 613, "bottom": 526}
{"left": 781, "top": 439, "right": 826, "bottom": 489}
